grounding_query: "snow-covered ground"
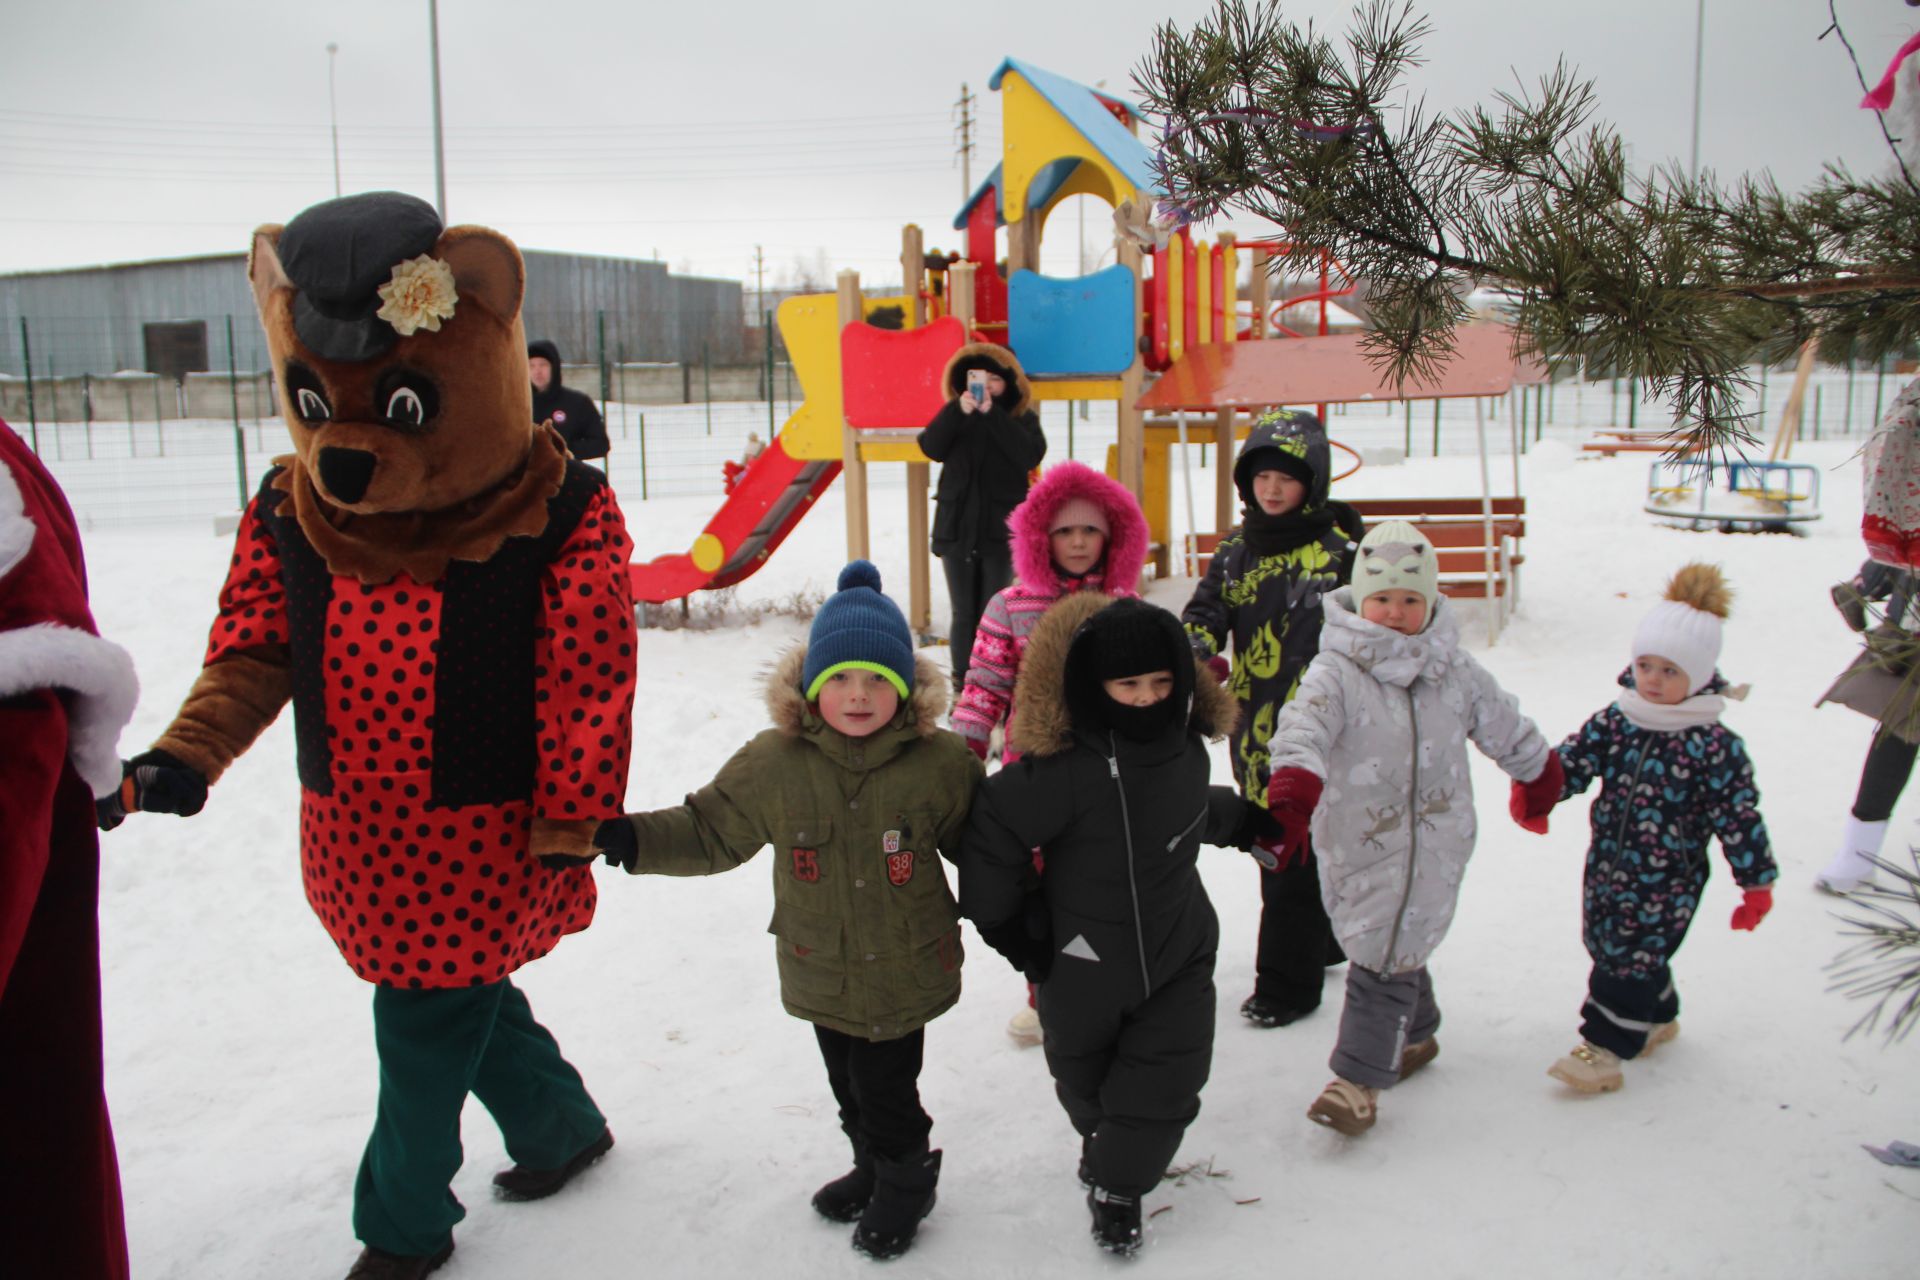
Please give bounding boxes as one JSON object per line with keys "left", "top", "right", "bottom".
{"left": 85, "top": 432, "right": 1918, "bottom": 1278}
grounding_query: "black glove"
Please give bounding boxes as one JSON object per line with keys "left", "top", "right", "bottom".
{"left": 95, "top": 749, "right": 208, "bottom": 831}
{"left": 592, "top": 818, "right": 638, "bottom": 871}
{"left": 976, "top": 895, "right": 1053, "bottom": 984}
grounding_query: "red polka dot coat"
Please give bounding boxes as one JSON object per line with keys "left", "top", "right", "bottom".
{"left": 205, "top": 460, "right": 635, "bottom": 987}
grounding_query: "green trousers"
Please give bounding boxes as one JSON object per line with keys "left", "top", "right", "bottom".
{"left": 352, "top": 978, "right": 606, "bottom": 1256}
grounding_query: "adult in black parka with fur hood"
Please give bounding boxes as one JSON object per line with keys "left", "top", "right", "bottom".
{"left": 528, "top": 339, "right": 610, "bottom": 462}
{"left": 918, "top": 342, "right": 1048, "bottom": 688}
{"left": 959, "top": 593, "right": 1267, "bottom": 1255}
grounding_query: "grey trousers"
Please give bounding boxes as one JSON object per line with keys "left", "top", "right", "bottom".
{"left": 1329, "top": 964, "right": 1440, "bottom": 1090}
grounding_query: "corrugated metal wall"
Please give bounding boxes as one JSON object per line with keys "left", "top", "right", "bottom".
{"left": 0, "top": 249, "right": 745, "bottom": 378}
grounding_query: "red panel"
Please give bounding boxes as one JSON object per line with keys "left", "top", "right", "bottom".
{"left": 1136, "top": 323, "right": 1528, "bottom": 413}
{"left": 1151, "top": 246, "right": 1169, "bottom": 368}
{"left": 1211, "top": 248, "right": 1226, "bottom": 343}
{"left": 1181, "top": 231, "right": 1199, "bottom": 355}
{"left": 841, "top": 315, "right": 967, "bottom": 428}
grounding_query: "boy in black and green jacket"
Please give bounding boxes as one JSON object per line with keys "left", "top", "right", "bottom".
{"left": 1181, "top": 409, "right": 1362, "bottom": 1027}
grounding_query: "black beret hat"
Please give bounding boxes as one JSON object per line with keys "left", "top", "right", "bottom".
{"left": 276, "top": 191, "right": 443, "bottom": 362}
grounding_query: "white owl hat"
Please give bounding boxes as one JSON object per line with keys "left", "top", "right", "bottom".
{"left": 1354, "top": 520, "right": 1439, "bottom": 619}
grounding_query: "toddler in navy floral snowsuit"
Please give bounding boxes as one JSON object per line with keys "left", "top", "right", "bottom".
{"left": 1514, "top": 564, "right": 1779, "bottom": 1092}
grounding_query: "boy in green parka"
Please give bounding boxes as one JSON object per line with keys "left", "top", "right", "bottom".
{"left": 592, "top": 561, "right": 982, "bottom": 1262}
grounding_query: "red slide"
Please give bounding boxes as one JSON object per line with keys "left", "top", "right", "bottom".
{"left": 626, "top": 435, "right": 842, "bottom": 604}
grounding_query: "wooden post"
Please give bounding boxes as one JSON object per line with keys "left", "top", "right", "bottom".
{"left": 1214, "top": 408, "right": 1235, "bottom": 533}
{"left": 1007, "top": 213, "right": 1039, "bottom": 275}
{"left": 835, "top": 270, "right": 869, "bottom": 560}
{"left": 1248, "top": 246, "right": 1270, "bottom": 339}
{"left": 949, "top": 261, "right": 977, "bottom": 331}
{"left": 1217, "top": 232, "right": 1238, "bottom": 343}
{"left": 901, "top": 224, "right": 926, "bottom": 328}
{"left": 907, "top": 461, "right": 931, "bottom": 634}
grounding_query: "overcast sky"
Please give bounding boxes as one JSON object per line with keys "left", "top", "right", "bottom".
{"left": 1, "top": 0, "right": 1913, "bottom": 289}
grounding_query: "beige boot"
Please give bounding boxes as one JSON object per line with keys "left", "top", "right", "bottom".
{"left": 1307, "top": 1078, "right": 1379, "bottom": 1135}
{"left": 1640, "top": 1020, "right": 1679, "bottom": 1057}
{"left": 1816, "top": 816, "right": 1887, "bottom": 895}
{"left": 1398, "top": 1037, "right": 1440, "bottom": 1081}
{"left": 1006, "top": 1005, "right": 1042, "bottom": 1047}
{"left": 1548, "top": 1041, "right": 1623, "bottom": 1093}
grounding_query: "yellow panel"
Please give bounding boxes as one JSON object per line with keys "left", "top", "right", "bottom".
{"left": 775, "top": 293, "right": 847, "bottom": 461}
{"left": 864, "top": 294, "right": 914, "bottom": 328}
{"left": 1221, "top": 244, "right": 1238, "bottom": 343}
{"left": 1111, "top": 440, "right": 1173, "bottom": 554}
{"left": 1195, "top": 239, "right": 1213, "bottom": 346}
{"left": 857, "top": 440, "right": 932, "bottom": 463}
{"left": 1030, "top": 379, "right": 1123, "bottom": 402}
{"left": 1000, "top": 72, "right": 1134, "bottom": 225}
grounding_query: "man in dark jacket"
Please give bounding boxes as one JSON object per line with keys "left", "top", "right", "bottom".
{"left": 917, "top": 342, "right": 1047, "bottom": 689}
{"left": 960, "top": 594, "right": 1267, "bottom": 1257}
{"left": 529, "top": 339, "right": 610, "bottom": 463}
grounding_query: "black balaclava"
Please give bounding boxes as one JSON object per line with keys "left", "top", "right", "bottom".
{"left": 951, "top": 353, "right": 1020, "bottom": 413}
{"left": 1065, "top": 599, "right": 1191, "bottom": 744}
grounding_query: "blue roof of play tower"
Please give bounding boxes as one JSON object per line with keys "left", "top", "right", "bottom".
{"left": 952, "top": 58, "right": 1162, "bottom": 230}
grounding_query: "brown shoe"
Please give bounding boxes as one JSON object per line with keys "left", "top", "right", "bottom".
{"left": 1640, "top": 1021, "right": 1679, "bottom": 1057}
{"left": 345, "top": 1242, "right": 453, "bottom": 1280}
{"left": 492, "top": 1128, "right": 614, "bottom": 1201}
{"left": 1547, "top": 1041, "right": 1623, "bottom": 1093}
{"left": 1398, "top": 1037, "right": 1439, "bottom": 1081}
{"left": 1307, "top": 1078, "right": 1378, "bottom": 1135}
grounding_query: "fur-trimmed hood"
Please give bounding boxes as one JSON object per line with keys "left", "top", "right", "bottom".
{"left": 1007, "top": 592, "right": 1235, "bottom": 758}
{"left": 941, "top": 340, "right": 1034, "bottom": 418}
{"left": 1007, "top": 460, "right": 1150, "bottom": 595}
{"left": 767, "top": 644, "right": 950, "bottom": 739}
{"left": 0, "top": 424, "right": 138, "bottom": 797}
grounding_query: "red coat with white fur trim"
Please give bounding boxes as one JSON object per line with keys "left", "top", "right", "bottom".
{"left": 0, "top": 419, "right": 135, "bottom": 1280}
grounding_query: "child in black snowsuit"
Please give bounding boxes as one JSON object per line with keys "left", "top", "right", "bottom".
{"left": 1181, "top": 409, "right": 1363, "bottom": 1027}
{"left": 959, "top": 595, "right": 1270, "bottom": 1256}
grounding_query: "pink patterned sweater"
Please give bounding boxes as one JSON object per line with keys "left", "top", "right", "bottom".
{"left": 952, "top": 461, "right": 1149, "bottom": 754}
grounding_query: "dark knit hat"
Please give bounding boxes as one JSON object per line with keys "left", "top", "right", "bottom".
{"left": 1083, "top": 602, "right": 1182, "bottom": 682}
{"left": 803, "top": 560, "right": 915, "bottom": 700}
{"left": 277, "top": 191, "right": 444, "bottom": 363}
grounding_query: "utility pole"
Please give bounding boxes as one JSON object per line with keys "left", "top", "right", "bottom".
{"left": 326, "top": 43, "right": 341, "bottom": 198}
{"left": 1689, "top": 0, "right": 1705, "bottom": 182}
{"left": 754, "top": 244, "right": 766, "bottom": 328}
{"left": 427, "top": 0, "right": 447, "bottom": 221}
{"left": 953, "top": 83, "right": 976, "bottom": 201}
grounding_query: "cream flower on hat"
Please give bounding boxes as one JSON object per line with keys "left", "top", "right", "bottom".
{"left": 375, "top": 254, "right": 458, "bottom": 335}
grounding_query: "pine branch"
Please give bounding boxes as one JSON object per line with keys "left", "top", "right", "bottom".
{"left": 1136, "top": 0, "right": 1920, "bottom": 452}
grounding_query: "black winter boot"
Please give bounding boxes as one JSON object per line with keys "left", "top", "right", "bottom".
{"left": 1088, "top": 1186, "right": 1143, "bottom": 1256}
{"left": 492, "top": 1128, "right": 614, "bottom": 1201}
{"left": 345, "top": 1242, "right": 453, "bottom": 1279}
{"left": 850, "top": 1149, "right": 941, "bottom": 1260}
{"left": 1076, "top": 1135, "right": 1093, "bottom": 1190}
{"left": 812, "top": 1136, "right": 876, "bottom": 1223}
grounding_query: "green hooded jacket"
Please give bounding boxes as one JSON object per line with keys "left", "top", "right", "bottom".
{"left": 615, "top": 648, "right": 983, "bottom": 1040}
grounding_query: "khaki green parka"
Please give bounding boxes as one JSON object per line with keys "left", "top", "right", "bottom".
{"left": 617, "top": 648, "right": 983, "bottom": 1040}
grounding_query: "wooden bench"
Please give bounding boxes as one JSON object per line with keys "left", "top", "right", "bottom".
{"left": 1582, "top": 430, "right": 1703, "bottom": 457}
{"left": 1182, "top": 495, "right": 1526, "bottom": 635}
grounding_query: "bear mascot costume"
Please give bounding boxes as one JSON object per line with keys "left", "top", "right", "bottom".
{"left": 101, "top": 192, "right": 637, "bottom": 1279}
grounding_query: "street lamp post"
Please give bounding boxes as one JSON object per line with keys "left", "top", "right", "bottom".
{"left": 326, "top": 42, "right": 341, "bottom": 198}
{"left": 1688, "top": 0, "right": 1705, "bottom": 182}
{"left": 428, "top": 0, "right": 447, "bottom": 222}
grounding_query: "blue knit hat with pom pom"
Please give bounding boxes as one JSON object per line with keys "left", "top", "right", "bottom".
{"left": 803, "top": 560, "right": 915, "bottom": 700}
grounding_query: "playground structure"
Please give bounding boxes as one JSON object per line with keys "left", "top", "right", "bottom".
{"left": 1642, "top": 337, "right": 1826, "bottom": 533}
{"left": 627, "top": 57, "right": 1344, "bottom": 627}
{"left": 626, "top": 56, "right": 1553, "bottom": 644}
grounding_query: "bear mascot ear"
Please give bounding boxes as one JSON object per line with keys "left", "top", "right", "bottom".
{"left": 436, "top": 226, "right": 525, "bottom": 327}
{"left": 247, "top": 224, "right": 293, "bottom": 333}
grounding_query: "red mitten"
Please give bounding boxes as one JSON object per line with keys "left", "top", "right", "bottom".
{"left": 1264, "top": 768, "right": 1324, "bottom": 870}
{"left": 1730, "top": 887, "right": 1773, "bottom": 931}
{"left": 1509, "top": 753, "right": 1565, "bottom": 835}
{"left": 963, "top": 734, "right": 990, "bottom": 762}
{"left": 1205, "top": 655, "right": 1232, "bottom": 686}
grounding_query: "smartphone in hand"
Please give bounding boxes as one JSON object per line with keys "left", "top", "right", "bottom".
{"left": 966, "top": 369, "right": 988, "bottom": 409}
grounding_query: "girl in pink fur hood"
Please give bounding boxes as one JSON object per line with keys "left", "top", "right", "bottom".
{"left": 951, "top": 461, "right": 1150, "bottom": 762}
